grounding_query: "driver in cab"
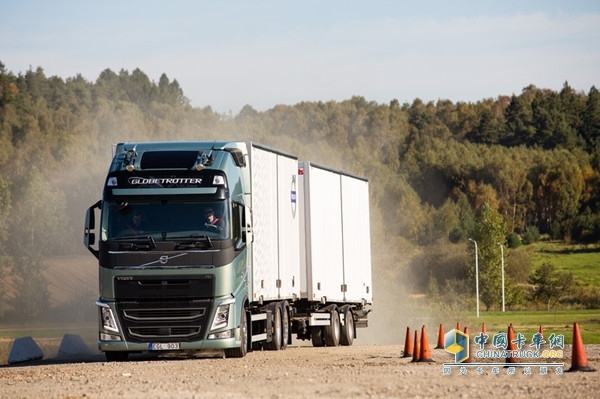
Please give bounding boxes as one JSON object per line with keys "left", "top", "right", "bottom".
{"left": 203, "top": 208, "right": 224, "bottom": 232}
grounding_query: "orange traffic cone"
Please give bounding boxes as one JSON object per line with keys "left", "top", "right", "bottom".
{"left": 537, "top": 325, "right": 545, "bottom": 348}
{"left": 567, "top": 323, "right": 596, "bottom": 372}
{"left": 411, "top": 330, "right": 421, "bottom": 362}
{"left": 481, "top": 323, "right": 487, "bottom": 335}
{"left": 418, "top": 325, "right": 435, "bottom": 362}
{"left": 402, "top": 326, "right": 413, "bottom": 358}
{"left": 506, "top": 324, "right": 519, "bottom": 364}
{"left": 462, "top": 326, "right": 473, "bottom": 363}
{"left": 456, "top": 322, "right": 461, "bottom": 331}
{"left": 435, "top": 324, "right": 444, "bottom": 349}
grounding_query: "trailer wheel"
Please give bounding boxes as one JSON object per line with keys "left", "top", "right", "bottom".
{"left": 105, "top": 351, "right": 129, "bottom": 362}
{"left": 264, "top": 304, "right": 282, "bottom": 351}
{"left": 324, "top": 308, "right": 340, "bottom": 347}
{"left": 339, "top": 305, "right": 354, "bottom": 346}
{"left": 311, "top": 326, "right": 325, "bottom": 347}
{"left": 281, "top": 301, "right": 289, "bottom": 350}
{"left": 225, "top": 306, "right": 248, "bottom": 358}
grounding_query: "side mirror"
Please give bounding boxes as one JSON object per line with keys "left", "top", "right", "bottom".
{"left": 84, "top": 200, "right": 101, "bottom": 259}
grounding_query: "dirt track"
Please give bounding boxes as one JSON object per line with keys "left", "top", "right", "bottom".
{"left": 1, "top": 343, "right": 598, "bottom": 399}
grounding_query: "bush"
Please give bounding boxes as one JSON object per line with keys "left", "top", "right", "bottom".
{"left": 550, "top": 221, "right": 562, "bottom": 240}
{"left": 448, "top": 227, "right": 465, "bottom": 243}
{"left": 507, "top": 232, "right": 521, "bottom": 248}
{"left": 573, "top": 286, "right": 600, "bottom": 309}
{"left": 522, "top": 226, "right": 540, "bottom": 245}
{"left": 505, "top": 249, "right": 532, "bottom": 284}
{"left": 407, "top": 240, "right": 469, "bottom": 293}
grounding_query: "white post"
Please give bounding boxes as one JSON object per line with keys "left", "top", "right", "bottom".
{"left": 468, "top": 238, "right": 479, "bottom": 318}
{"left": 498, "top": 243, "right": 505, "bottom": 312}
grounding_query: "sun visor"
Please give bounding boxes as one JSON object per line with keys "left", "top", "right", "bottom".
{"left": 140, "top": 151, "right": 199, "bottom": 169}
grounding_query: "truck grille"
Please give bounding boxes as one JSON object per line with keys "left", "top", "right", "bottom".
{"left": 114, "top": 275, "right": 214, "bottom": 342}
{"left": 118, "top": 300, "right": 212, "bottom": 342}
{"left": 122, "top": 307, "right": 206, "bottom": 321}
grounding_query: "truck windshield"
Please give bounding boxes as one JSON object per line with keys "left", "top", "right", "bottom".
{"left": 101, "top": 200, "right": 230, "bottom": 241}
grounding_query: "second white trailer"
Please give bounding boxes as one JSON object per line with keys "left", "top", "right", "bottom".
{"left": 298, "top": 162, "right": 373, "bottom": 306}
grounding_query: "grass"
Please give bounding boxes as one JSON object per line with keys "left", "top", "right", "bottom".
{"left": 463, "top": 309, "right": 600, "bottom": 344}
{"left": 441, "top": 241, "right": 600, "bottom": 344}
{"left": 525, "top": 241, "right": 600, "bottom": 287}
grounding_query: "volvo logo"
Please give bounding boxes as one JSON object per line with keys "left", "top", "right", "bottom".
{"left": 138, "top": 253, "right": 189, "bottom": 268}
{"left": 291, "top": 175, "right": 297, "bottom": 218}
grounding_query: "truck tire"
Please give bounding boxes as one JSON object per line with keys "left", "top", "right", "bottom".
{"left": 264, "top": 304, "right": 282, "bottom": 351}
{"left": 281, "top": 301, "right": 289, "bottom": 350}
{"left": 225, "top": 307, "right": 248, "bottom": 358}
{"left": 339, "top": 305, "right": 354, "bottom": 346}
{"left": 324, "top": 308, "right": 340, "bottom": 347}
{"left": 105, "top": 351, "right": 129, "bottom": 362}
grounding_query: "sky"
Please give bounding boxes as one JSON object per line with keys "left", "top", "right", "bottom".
{"left": 1, "top": 0, "right": 599, "bottom": 114}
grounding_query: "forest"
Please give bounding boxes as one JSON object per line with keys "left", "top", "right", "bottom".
{"left": 0, "top": 60, "right": 599, "bottom": 322}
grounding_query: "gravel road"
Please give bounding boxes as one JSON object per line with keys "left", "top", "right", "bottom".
{"left": 1, "top": 343, "right": 598, "bottom": 398}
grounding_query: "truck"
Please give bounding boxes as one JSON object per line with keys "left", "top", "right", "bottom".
{"left": 84, "top": 141, "right": 372, "bottom": 361}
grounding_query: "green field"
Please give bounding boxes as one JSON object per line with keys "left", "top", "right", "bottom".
{"left": 525, "top": 241, "right": 600, "bottom": 287}
{"left": 451, "top": 241, "right": 600, "bottom": 343}
{"left": 461, "top": 310, "right": 600, "bottom": 344}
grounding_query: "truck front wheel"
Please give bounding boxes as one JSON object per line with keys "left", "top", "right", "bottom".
{"left": 225, "top": 307, "right": 248, "bottom": 358}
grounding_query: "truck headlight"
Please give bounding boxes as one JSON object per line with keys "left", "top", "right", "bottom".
{"left": 97, "top": 302, "right": 119, "bottom": 333}
{"left": 210, "top": 303, "right": 231, "bottom": 331}
{"left": 100, "top": 333, "right": 122, "bottom": 341}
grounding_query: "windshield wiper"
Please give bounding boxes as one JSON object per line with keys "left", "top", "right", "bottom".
{"left": 111, "top": 235, "right": 157, "bottom": 250}
{"left": 170, "top": 235, "right": 213, "bottom": 249}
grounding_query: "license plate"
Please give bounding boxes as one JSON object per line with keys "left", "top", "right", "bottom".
{"left": 149, "top": 342, "right": 180, "bottom": 351}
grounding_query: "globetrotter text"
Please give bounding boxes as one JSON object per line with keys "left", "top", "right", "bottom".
{"left": 128, "top": 177, "right": 203, "bottom": 185}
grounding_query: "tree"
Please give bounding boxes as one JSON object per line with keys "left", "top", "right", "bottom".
{"left": 529, "top": 150, "right": 585, "bottom": 237}
{"left": 502, "top": 94, "right": 535, "bottom": 147}
{"left": 529, "top": 262, "right": 573, "bottom": 310}
{"left": 127, "top": 68, "right": 154, "bottom": 105}
{"left": 94, "top": 68, "right": 126, "bottom": 101}
{"left": 582, "top": 86, "right": 600, "bottom": 151}
{"left": 468, "top": 200, "right": 508, "bottom": 310}
{"left": 158, "top": 73, "right": 188, "bottom": 106}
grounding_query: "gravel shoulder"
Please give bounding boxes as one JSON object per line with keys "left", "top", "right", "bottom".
{"left": 1, "top": 344, "right": 598, "bottom": 399}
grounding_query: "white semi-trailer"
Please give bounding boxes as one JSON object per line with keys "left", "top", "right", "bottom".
{"left": 84, "top": 141, "right": 372, "bottom": 361}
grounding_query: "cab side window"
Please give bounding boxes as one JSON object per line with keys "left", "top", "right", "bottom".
{"left": 232, "top": 202, "right": 243, "bottom": 250}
